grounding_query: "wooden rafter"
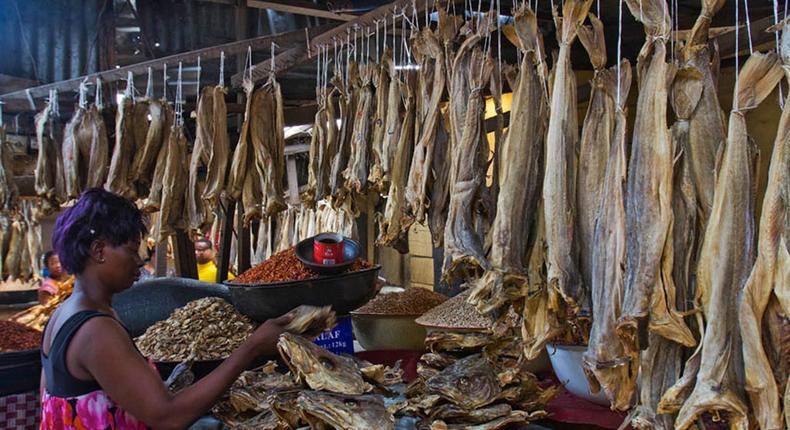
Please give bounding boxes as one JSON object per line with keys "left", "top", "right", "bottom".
{"left": 246, "top": 0, "right": 358, "bottom": 21}
{"left": 230, "top": 0, "right": 435, "bottom": 86}
{"left": 0, "top": 25, "right": 331, "bottom": 111}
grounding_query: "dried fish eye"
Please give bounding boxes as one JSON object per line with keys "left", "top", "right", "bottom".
{"left": 320, "top": 357, "right": 336, "bottom": 370}
{"left": 457, "top": 376, "right": 470, "bottom": 388}
{"left": 343, "top": 399, "right": 359, "bottom": 409}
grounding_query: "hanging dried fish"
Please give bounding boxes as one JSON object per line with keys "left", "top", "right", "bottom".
{"left": 368, "top": 49, "right": 392, "bottom": 193}
{"left": 582, "top": 59, "right": 635, "bottom": 412}
{"left": 227, "top": 82, "right": 255, "bottom": 202}
{"left": 442, "top": 19, "right": 494, "bottom": 284}
{"left": 0, "top": 126, "right": 18, "bottom": 210}
{"left": 376, "top": 55, "right": 403, "bottom": 196}
{"left": 542, "top": 0, "right": 591, "bottom": 313}
{"left": 468, "top": 6, "right": 546, "bottom": 314}
{"left": 377, "top": 71, "right": 416, "bottom": 253}
{"left": 105, "top": 95, "right": 137, "bottom": 199}
{"left": 304, "top": 89, "right": 327, "bottom": 208}
{"left": 187, "top": 87, "right": 214, "bottom": 233}
{"left": 3, "top": 218, "right": 23, "bottom": 280}
{"left": 575, "top": 13, "right": 614, "bottom": 304}
{"left": 34, "top": 98, "right": 64, "bottom": 207}
{"left": 738, "top": 23, "right": 790, "bottom": 430}
{"left": 130, "top": 99, "right": 166, "bottom": 193}
{"left": 154, "top": 124, "right": 189, "bottom": 242}
{"left": 320, "top": 88, "right": 340, "bottom": 202}
{"left": 329, "top": 63, "right": 359, "bottom": 207}
{"left": 404, "top": 27, "right": 446, "bottom": 225}
{"left": 142, "top": 104, "right": 174, "bottom": 212}
{"left": 617, "top": 0, "right": 689, "bottom": 353}
{"left": 202, "top": 86, "right": 230, "bottom": 215}
{"left": 343, "top": 63, "right": 375, "bottom": 195}
{"left": 83, "top": 105, "right": 110, "bottom": 189}
{"left": 62, "top": 105, "right": 86, "bottom": 200}
{"left": 673, "top": 53, "right": 782, "bottom": 430}
{"left": 251, "top": 75, "right": 287, "bottom": 217}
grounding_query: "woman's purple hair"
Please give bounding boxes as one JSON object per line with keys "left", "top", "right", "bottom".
{"left": 52, "top": 188, "right": 148, "bottom": 274}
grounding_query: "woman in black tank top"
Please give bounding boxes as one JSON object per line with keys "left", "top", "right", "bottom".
{"left": 41, "top": 189, "right": 291, "bottom": 430}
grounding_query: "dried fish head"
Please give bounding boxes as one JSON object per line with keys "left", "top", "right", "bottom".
{"left": 297, "top": 391, "right": 395, "bottom": 430}
{"left": 285, "top": 305, "right": 336, "bottom": 338}
{"left": 277, "top": 332, "right": 371, "bottom": 394}
{"left": 425, "top": 354, "right": 501, "bottom": 409}
{"left": 424, "top": 330, "right": 493, "bottom": 353}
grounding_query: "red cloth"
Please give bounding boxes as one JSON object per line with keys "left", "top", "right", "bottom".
{"left": 355, "top": 350, "right": 421, "bottom": 382}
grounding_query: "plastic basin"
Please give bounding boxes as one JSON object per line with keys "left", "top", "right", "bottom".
{"left": 547, "top": 343, "right": 610, "bottom": 406}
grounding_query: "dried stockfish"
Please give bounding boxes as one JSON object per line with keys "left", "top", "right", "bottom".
{"left": 251, "top": 75, "right": 287, "bottom": 217}
{"left": 202, "top": 86, "right": 230, "bottom": 215}
{"left": 304, "top": 86, "right": 327, "bottom": 208}
{"left": 343, "top": 63, "right": 375, "bottom": 195}
{"left": 329, "top": 63, "right": 358, "bottom": 207}
{"left": 368, "top": 50, "right": 392, "bottom": 193}
{"left": 187, "top": 87, "right": 214, "bottom": 233}
{"left": 35, "top": 98, "right": 64, "bottom": 207}
{"left": 142, "top": 105, "right": 174, "bottom": 213}
{"left": 154, "top": 124, "right": 189, "bottom": 242}
{"left": 62, "top": 105, "right": 85, "bottom": 200}
{"left": 227, "top": 81, "right": 255, "bottom": 202}
{"left": 105, "top": 95, "right": 137, "bottom": 199}
{"left": 130, "top": 99, "right": 166, "bottom": 192}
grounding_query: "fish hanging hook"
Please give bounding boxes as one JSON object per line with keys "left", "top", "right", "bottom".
{"left": 125, "top": 71, "right": 135, "bottom": 101}
{"left": 78, "top": 79, "right": 89, "bottom": 110}
{"left": 196, "top": 56, "right": 202, "bottom": 101}
{"left": 219, "top": 51, "right": 225, "bottom": 87}
{"left": 162, "top": 63, "right": 168, "bottom": 102}
{"left": 146, "top": 66, "right": 154, "bottom": 99}
{"left": 95, "top": 77, "right": 103, "bottom": 109}
{"left": 176, "top": 61, "right": 184, "bottom": 127}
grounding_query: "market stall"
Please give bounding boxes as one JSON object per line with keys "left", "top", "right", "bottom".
{"left": 1, "top": 0, "right": 789, "bottom": 429}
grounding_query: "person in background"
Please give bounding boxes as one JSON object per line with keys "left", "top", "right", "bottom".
{"left": 195, "top": 238, "right": 234, "bottom": 283}
{"left": 40, "top": 188, "right": 291, "bottom": 429}
{"left": 38, "top": 251, "right": 72, "bottom": 304}
{"left": 139, "top": 240, "right": 175, "bottom": 281}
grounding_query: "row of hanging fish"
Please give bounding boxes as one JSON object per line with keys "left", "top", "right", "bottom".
{"left": 331, "top": 0, "right": 789, "bottom": 428}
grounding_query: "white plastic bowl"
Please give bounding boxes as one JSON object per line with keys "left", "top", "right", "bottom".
{"left": 546, "top": 343, "right": 610, "bottom": 406}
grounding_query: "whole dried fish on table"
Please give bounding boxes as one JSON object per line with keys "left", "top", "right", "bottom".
{"left": 404, "top": 27, "right": 446, "bottom": 225}
{"left": 187, "top": 87, "right": 214, "bottom": 233}
{"left": 105, "top": 95, "right": 137, "bottom": 199}
{"left": 343, "top": 63, "right": 375, "bottom": 195}
{"left": 377, "top": 71, "right": 416, "bottom": 253}
{"left": 542, "top": 0, "right": 591, "bottom": 314}
{"left": 617, "top": 0, "right": 689, "bottom": 352}
{"left": 368, "top": 50, "right": 392, "bottom": 194}
{"left": 62, "top": 105, "right": 86, "bottom": 200}
{"left": 202, "top": 86, "right": 230, "bottom": 215}
{"left": 442, "top": 20, "right": 494, "bottom": 283}
{"left": 251, "top": 75, "right": 287, "bottom": 217}
{"left": 297, "top": 391, "right": 394, "bottom": 430}
{"left": 153, "top": 124, "right": 189, "bottom": 242}
{"left": 425, "top": 354, "right": 501, "bottom": 410}
{"left": 34, "top": 98, "right": 64, "bottom": 207}
{"left": 468, "top": 6, "right": 546, "bottom": 315}
{"left": 582, "top": 59, "right": 635, "bottom": 412}
{"left": 277, "top": 332, "right": 372, "bottom": 395}
{"left": 672, "top": 53, "right": 782, "bottom": 430}
{"left": 576, "top": 13, "right": 615, "bottom": 303}
{"left": 430, "top": 411, "right": 544, "bottom": 430}
{"left": 130, "top": 99, "right": 166, "bottom": 193}
{"left": 329, "top": 63, "right": 359, "bottom": 206}
{"left": 739, "top": 24, "right": 790, "bottom": 430}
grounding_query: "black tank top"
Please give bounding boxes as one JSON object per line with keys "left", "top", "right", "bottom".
{"left": 41, "top": 310, "right": 127, "bottom": 397}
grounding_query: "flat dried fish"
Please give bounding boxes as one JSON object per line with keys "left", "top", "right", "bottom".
{"left": 468, "top": 6, "right": 546, "bottom": 315}
{"left": 285, "top": 305, "right": 336, "bottom": 338}
{"left": 83, "top": 105, "right": 109, "bottom": 189}
{"left": 329, "top": 63, "right": 359, "bottom": 206}
{"left": 187, "top": 87, "right": 213, "bottom": 233}
{"left": 0, "top": 127, "right": 17, "bottom": 210}
{"left": 202, "top": 86, "right": 230, "bottom": 216}
{"left": 304, "top": 88, "right": 327, "bottom": 208}
{"left": 542, "top": 0, "right": 591, "bottom": 313}
{"left": 674, "top": 52, "right": 782, "bottom": 430}
{"left": 62, "top": 106, "right": 85, "bottom": 200}
{"left": 738, "top": 23, "right": 790, "bottom": 430}
{"left": 343, "top": 63, "right": 375, "bottom": 195}
{"left": 277, "top": 332, "right": 371, "bottom": 395}
{"left": 227, "top": 82, "right": 255, "bottom": 202}
{"left": 583, "top": 59, "right": 636, "bottom": 412}
{"left": 297, "top": 391, "right": 394, "bottom": 430}
{"left": 34, "top": 98, "right": 64, "bottom": 207}
{"left": 154, "top": 124, "right": 189, "bottom": 242}
{"left": 251, "top": 76, "right": 287, "bottom": 217}
{"left": 130, "top": 99, "right": 166, "bottom": 192}
{"left": 142, "top": 104, "right": 174, "bottom": 212}
{"left": 368, "top": 52, "right": 392, "bottom": 193}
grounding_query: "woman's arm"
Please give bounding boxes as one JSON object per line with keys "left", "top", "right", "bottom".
{"left": 73, "top": 315, "right": 289, "bottom": 430}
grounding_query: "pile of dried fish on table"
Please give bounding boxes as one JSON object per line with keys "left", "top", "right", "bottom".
{"left": 402, "top": 291, "right": 556, "bottom": 429}
{"left": 212, "top": 332, "right": 403, "bottom": 429}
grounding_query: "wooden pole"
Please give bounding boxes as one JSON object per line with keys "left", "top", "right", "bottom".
{"left": 217, "top": 200, "right": 236, "bottom": 283}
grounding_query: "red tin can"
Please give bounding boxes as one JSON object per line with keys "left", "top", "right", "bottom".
{"left": 313, "top": 233, "right": 344, "bottom": 265}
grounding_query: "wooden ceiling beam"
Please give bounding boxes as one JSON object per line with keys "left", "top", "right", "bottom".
{"left": 230, "top": 0, "right": 437, "bottom": 86}
{"left": 246, "top": 0, "right": 358, "bottom": 21}
{"left": 0, "top": 25, "right": 331, "bottom": 112}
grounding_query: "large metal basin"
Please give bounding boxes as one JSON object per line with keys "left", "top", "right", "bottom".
{"left": 226, "top": 265, "right": 381, "bottom": 322}
{"left": 351, "top": 313, "right": 426, "bottom": 351}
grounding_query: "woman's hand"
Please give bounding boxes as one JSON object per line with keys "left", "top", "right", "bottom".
{"left": 247, "top": 314, "right": 292, "bottom": 356}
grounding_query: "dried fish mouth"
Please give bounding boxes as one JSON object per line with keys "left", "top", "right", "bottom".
{"left": 277, "top": 332, "right": 372, "bottom": 395}
{"left": 297, "top": 391, "right": 395, "bottom": 430}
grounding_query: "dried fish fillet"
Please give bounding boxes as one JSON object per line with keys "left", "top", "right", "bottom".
{"left": 105, "top": 95, "right": 136, "bottom": 199}
{"left": 83, "top": 105, "right": 109, "bottom": 189}
{"left": 130, "top": 99, "right": 166, "bottom": 192}
{"left": 251, "top": 76, "right": 287, "bottom": 217}
{"left": 343, "top": 63, "right": 375, "bottom": 195}
{"left": 34, "top": 99, "right": 63, "bottom": 206}
{"left": 227, "top": 82, "right": 255, "bottom": 202}
{"left": 62, "top": 106, "right": 85, "bottom": 200}
{"left": 202, "top": 86, "right": 230, "bottom": 214}
{"left": 154, "top": 124, "right": 189, "bottom": 242}
{"left": 542, "top": 0, "right": 591, "bottom": 313}
{"left": 368, "top": 52, "right": 391, "bottom": 193}
{"left": 187, "top": 87, "right": 213, "bottom": 233}
{"left": 674, "top": 52, "right": 782, "bottom": 430}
